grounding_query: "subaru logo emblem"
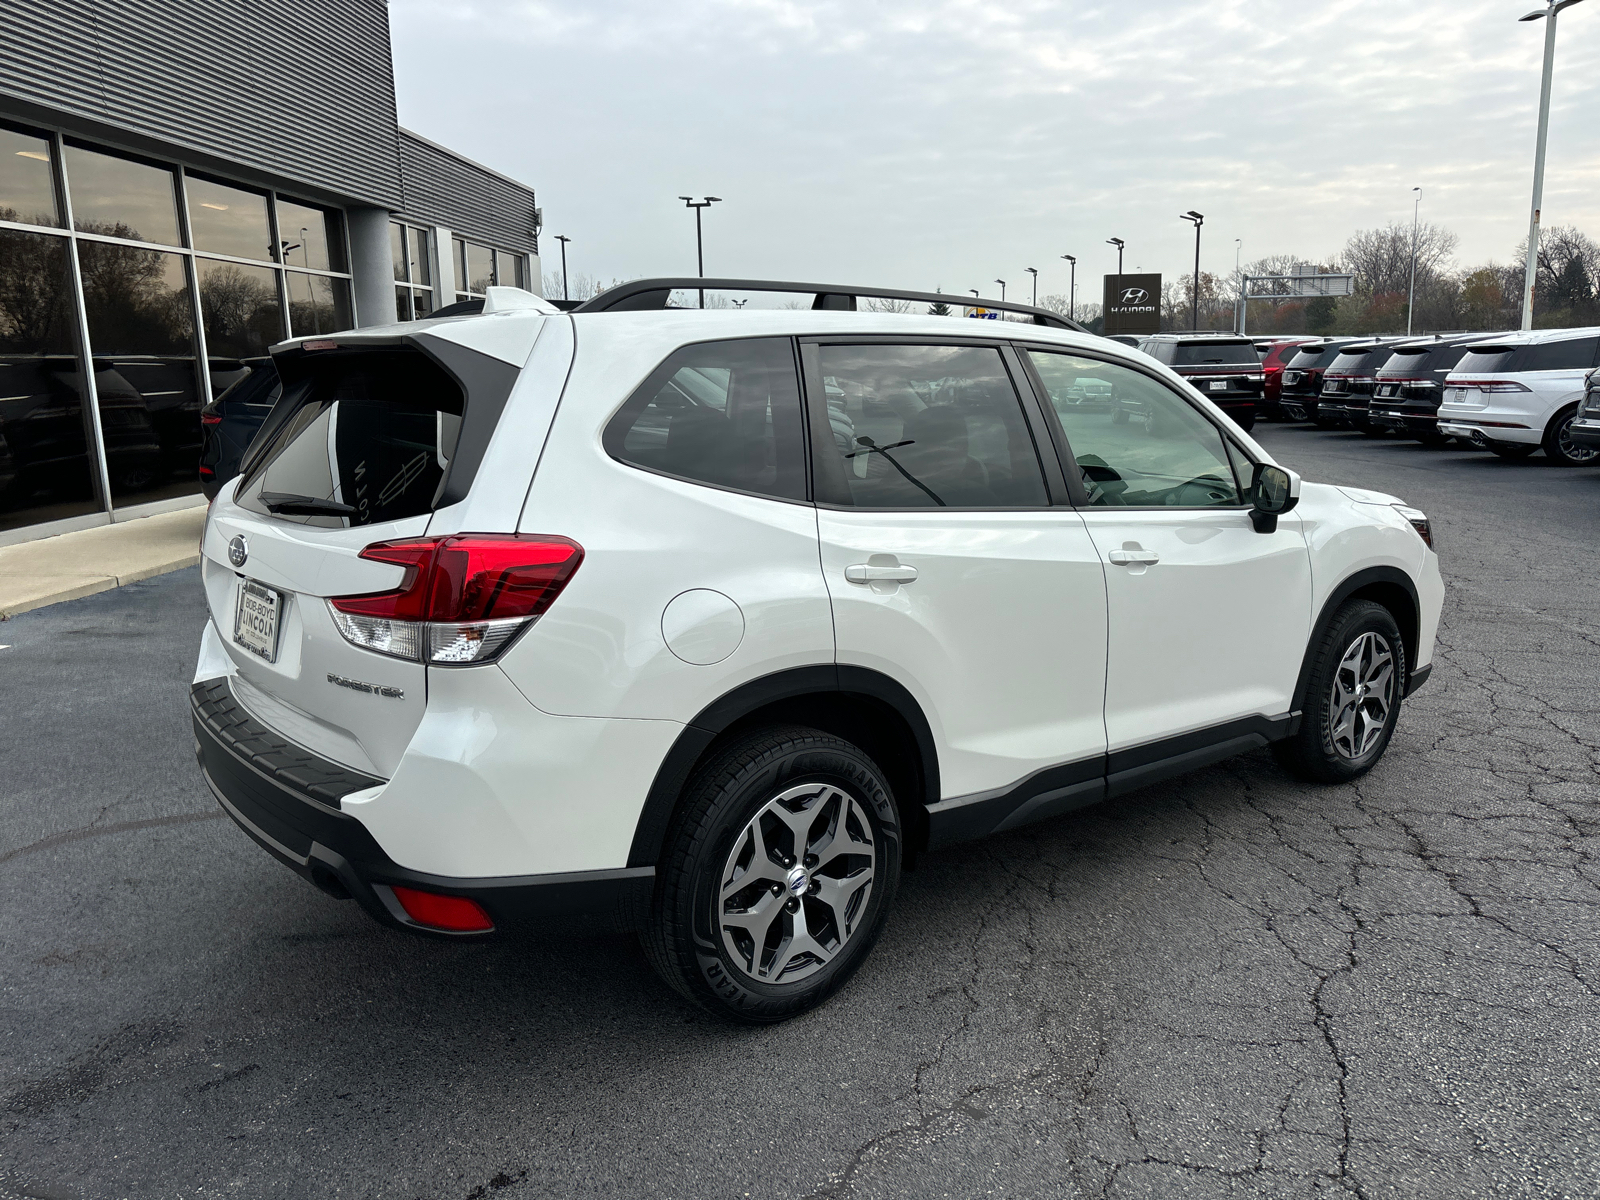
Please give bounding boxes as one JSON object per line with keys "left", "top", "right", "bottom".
{"left": 228, "top": 534, "right": 248, "bottom": 568}
{"left": 785, "top": 865, "right": 809, "bottom": 896}
{"left": 1119, "top": 287, "right": 1149, "bottom": 305}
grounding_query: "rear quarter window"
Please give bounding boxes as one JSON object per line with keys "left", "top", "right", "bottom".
{"left": 1518, "top": 337, "right": 1600, "bottom": 371}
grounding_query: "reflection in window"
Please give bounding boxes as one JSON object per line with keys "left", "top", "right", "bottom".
{"left": 285, "top": 272, "right": 351, "bottom": 336}
{"left": 64, "top": 144, "right": 180, "bottom": 247}
{"left": 186, "top": 176, "right": 273, "bottom": 261}
{"left": 0, "top": 124, "right": 60, "bottom": 228}
{"left": 604, "top": 337, "right": 807, "bottom": 501}
{"left": 0, "top": 228, "right": 100, "bottom": 530}
{"left": 816, "top": 344, "right": 1047, "bottom": 508}
{"left": 1027, "top": 350, "right": 1242, "bottom": 507}
{"left": 78, "top": 243, "right": 201, "bottom": 505}
{"left": 467, "top": 242, "right": 493, "bottom": 293}
{"left": 198, "top": 260, "right": 284, "bottom": 360}
{"left": 390, "top": 223, "right": 433, "bottom": 321}
{"left": 390, "top": 222, "right": 407, "bottom": 283}
{"left": 495, "top": 250, "right": 523, "bottom": 290}
{"left": 275, "top": 198, "right": 341, "bottom": 271}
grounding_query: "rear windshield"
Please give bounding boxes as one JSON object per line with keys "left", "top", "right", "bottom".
{"left": 1287, "top": 344, "right": 1346, "bottom": 369}
{"left": 1328, "top": 349, "right": 1375, "bottom": 372}
{"left": 1170, "top": 341, "right": 1260, "bottom": 366}
{"left": 235, "top": 349, "right": 465, "bottom": 528}
{"left": 1381, "top": 342, "right": 1479, "bottom": 375}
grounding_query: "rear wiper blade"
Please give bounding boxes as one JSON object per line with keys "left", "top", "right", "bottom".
{"left": 259, "top": 491, "right": 357, "bottom": 517}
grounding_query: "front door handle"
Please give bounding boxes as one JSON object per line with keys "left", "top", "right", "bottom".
{"left": 1108, "top": 549, "right": 1160, "bottom": 566}
{"left": 845, "top": 563, "right": 919, "bottom": 584}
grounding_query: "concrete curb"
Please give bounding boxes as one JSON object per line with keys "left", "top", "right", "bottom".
{"left": 0, "top": 506, "right": 207, "bottom": 620}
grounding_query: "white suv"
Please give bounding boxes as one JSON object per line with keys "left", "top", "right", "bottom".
{"left": 193, "top": 279, "right": 1443, "bottom": 1022}
{"left": 1436, "top": 327, "right": 1600, "bottom": 465}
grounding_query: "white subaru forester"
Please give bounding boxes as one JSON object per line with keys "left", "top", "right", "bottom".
{"left": 194, "top": 280, "right": 1443, "bottom": 1022}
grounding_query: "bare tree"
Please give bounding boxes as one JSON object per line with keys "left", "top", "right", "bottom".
{"left": 1339, "top": 222, "right": 1458, "bottom": 297}
{"left": 866, "top": 297, "right": 916, "bottom": 314}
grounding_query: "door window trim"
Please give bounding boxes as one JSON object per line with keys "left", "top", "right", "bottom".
{"left": 1013, "top": 341, "right": 1260, "bottom": 512}
{"left": 798, "top": 335, "right": 1061, "bottom": 512}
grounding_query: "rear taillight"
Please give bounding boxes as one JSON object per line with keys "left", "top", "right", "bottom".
{"left": 200, "top": 412, "right": 222, "bottom": 426}
{"left": 1456, "top": 380, "right": 1532, "bottom": 394}
{"left": 328, "top": 534, "right": 583, "bottom": 665}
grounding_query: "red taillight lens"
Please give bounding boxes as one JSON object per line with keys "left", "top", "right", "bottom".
{"left": 327, "top": 535, "right": 584, "bottom": 665}
{"left": 200, "top": 412, "right": 223, "bottom": 426}
{"left": 390, "top": 886, "right": 494, "bottom": 932}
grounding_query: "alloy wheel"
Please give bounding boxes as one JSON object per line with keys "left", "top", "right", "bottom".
{"left": 1329, "top": 631, "right": 1395, "bottom": 759}
{"left": 1555, "top": 414, "right": 1599, "bottom": 464}
{"left": 717, "top": 782, "right": 875, "bottom": 985}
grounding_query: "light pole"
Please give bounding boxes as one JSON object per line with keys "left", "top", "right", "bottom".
{"left": 1106, "top": 237, "right": 1124, "bottom": 275}
{"left": 995, "top": 279, "right": 1006, "bottom": 301}
{"left": 678, "top": 195, "right": 722, "bottom": 308}
{"left": 1025, "top": 267, "right": 1038, "bottom": 306}
{"left": 1179, "top": 212, "right": 1204, "bottom": 331}
{"left": 1234, "top": 238, "right": 1242, "bottom": 333}
{"left": 969, "top": 289, "right": 980, "bottom": 299}
{"left": 554, "top": 234, "right": 572, "bottom": 302}
{"left": 1518, "top": 0, "right": 1587, "bottom": 329}
{"left": 1406, "top": 188, "right": 1421, "bottom": 335}
{"left": 1061, "top": 254, "right": 1076, "bottom": 321}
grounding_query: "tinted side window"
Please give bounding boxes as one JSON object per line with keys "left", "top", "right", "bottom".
{"left": 604, "top": 337, "right": 806, "bottom": 501}
{"left": 1520, "top": 336, "right": 1600, "bottom": 371}
{"left": 813, "top": 343, "right": 1047, "bottom": 508}
{"left": 1028, "top": 350, "right": 1242, "bottom": 508}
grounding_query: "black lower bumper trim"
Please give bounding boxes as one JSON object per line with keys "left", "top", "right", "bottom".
{"left": 193, "top": 679, "right": 653, "bottom": 936}
{"left": 1405, "top": 662, "right": 1433, "bottom": 698}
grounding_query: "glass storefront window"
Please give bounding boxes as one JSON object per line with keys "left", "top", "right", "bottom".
{"left": 466, "top": 241, "right": 493, "bottom": 293}
{"left": 276, "top": 198, "right": 342, "bottom": 272}
{"left": 186, "top": 176, "right": 274, "bottom": 262}
{"left": 0, "top": 124, "right": 60, "bottom": 228}
{"left": 64, "top": 144, "right": 181, "bottom": 247}
{"left": 0, "top": 228, "right": 100, "bottom": 531}
{"left": 409, "top": 228, "right": 430, "bottom": 287}
{"left": 412, "top": 289, "right": 432, "bottom": 319}
{"left": 453, "top": 238, "right": 467, "bottom": 295}
{"left": 286, "top": 272, "right": 352, "bottom": 337}
{"left": 391, "top": 222, "right": 407, "bottom": 282}
{"left": 395, "top": 284, "right": 412, "bottom": 321}
{"left": 197, "top": 259, "right": 285, "bottom": 364}
{"left": 495, "top": 249, "right": 524, "bottom": 290}
{"left": 77, "top": 243, "right": 201, "bottom": 505}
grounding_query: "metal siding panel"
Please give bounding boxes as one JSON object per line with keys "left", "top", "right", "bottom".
{"left": 0, "top": 0, "right": 402, "bottom": 208}
{"left": 398, "top": 130, "right": 537, "bottom": 255}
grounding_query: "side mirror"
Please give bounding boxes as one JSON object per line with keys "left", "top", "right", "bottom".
{"left": 1249, "top": 463, "right": 1300, "bottom": 533}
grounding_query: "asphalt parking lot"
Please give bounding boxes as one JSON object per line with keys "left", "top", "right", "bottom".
{"left": 3, "top": 424, "right": 1599, "bottom": 1200}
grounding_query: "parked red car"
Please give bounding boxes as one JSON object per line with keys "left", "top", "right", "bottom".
{"left": 1256, "top": 338, "right": 1318, "bottom": 420}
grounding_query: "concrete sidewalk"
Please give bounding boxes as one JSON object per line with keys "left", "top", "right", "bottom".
{"left": 0, "top": 505, "right": 207, "bottom": 619}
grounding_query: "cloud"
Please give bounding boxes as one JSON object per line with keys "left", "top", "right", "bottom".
{"left": 392, "top": 0, "right": 1600, "bottom": 292}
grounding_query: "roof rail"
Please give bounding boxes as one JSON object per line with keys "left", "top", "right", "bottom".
{"left": 568, "top": 277, "right": 1087, "bottom": 332}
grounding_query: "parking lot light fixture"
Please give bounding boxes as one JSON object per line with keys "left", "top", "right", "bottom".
{"left": 1106, "top": 237, "right": 1125, "bottom": 275}
{"left": 1025, "top": 267, "right": 1038, "bottom": 306}
{"left": 1517, "top": 0, "right": 1587, "bottom": 329}
{"left": 995, "top": 279, "right": 1006, "bottom": 300}
{"left": 679, "top": 196, "right": 722, "bottom": 308}
{"left": 1061, "top": 254, "right": 1077, "bottom": 321}
{"left": 554, "top": 234, "right": 572, "bottom": 302}
{"left": 1180, "top": 212, "right": 1204, "bottom": 332}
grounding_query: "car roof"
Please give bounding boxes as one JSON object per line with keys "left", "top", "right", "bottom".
{"left": 1459, "top": 325, "right": 1600, "bottom": 347}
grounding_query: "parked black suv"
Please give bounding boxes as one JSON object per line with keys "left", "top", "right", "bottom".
{"left": 1368, "top": 334, "right": 1499, "bottom": 444}
{"left": 1278, "top": 339, "right": 1361, "bottom": 422}
{"left": 1571, "top": 367, "right": 1600, "bottom": 455}
{"left": 1316, "top": 339, "right": 1408, "bottom": 433}
{"left": 198, "top": 358, "right": 281, "bottom": 500}
{"left": 1135, "top": 334, "right": 1264, "bottom": 429}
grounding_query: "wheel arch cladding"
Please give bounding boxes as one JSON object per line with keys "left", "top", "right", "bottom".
{"left": 626, "top": 666, "right": 939, "bottom": 868}
{"left": 1293, "top": 566, "right": 1419, "bottom": 713}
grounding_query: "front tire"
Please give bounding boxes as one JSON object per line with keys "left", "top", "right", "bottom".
{"left": 1274, "top": 600, "right": 1407, "bottom": 784}
{"left": 644, "top": 726, "right": 902, "bottom": 1023}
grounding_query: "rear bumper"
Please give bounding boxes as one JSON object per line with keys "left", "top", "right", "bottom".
{"left": 193, "top": 679, "right": 653, "bottom": 936}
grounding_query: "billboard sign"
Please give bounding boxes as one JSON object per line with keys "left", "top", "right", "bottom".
{"left": 963, "top": 307, "right": 999, "bottom": 320}
{"left": 1103, "top": 273, "right": 1162, "bottom": 336}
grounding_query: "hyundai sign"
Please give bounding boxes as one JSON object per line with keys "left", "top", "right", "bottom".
{"left": 1103, "top": 273, "right": 1162, "bottom": 336}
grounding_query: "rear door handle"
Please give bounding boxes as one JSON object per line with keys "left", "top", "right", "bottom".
{"left": 1108, "top": 549, "right": 1160, "bottom": 566}
{"left": 845, "top": 564, "right": 919, "bottom": 584}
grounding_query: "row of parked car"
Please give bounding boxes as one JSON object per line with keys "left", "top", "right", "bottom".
{"left": 1126, "top": 328, "right": 1600, "bottom": 466}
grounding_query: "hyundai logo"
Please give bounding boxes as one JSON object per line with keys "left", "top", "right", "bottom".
{"left": 227, "top": 534, "right": 248, "bottom": 568}
{"left": 1118, "top": 288, "right": 1149, "bottom": 305}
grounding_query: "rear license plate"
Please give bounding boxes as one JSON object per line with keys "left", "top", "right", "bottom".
{"left": 234, "top": 579, "right": 283, "bottom": 663}
{"left": 1377, "top": 385, "right": 1396, "bottom": 397}
{"left": 1209, "top": 381, "right": 1227, "bottom": 391}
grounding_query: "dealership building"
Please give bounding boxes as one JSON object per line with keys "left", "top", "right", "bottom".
{"left": 0, "top": 1, "right": 540, "bottom": 544}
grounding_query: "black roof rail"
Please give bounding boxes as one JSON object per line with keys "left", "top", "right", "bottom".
{"left": 568, "top": 277, "right": 1088, "bottom": 332}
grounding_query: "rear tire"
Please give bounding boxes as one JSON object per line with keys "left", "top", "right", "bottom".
{"left": 1274, "top": 600, "right": 1407, "bottom": 784}
{"left": 644, "top": 725, "right": 902, "bottom": 1023}
{"left": 1542, "top": 405, "right": 1599, "bottom": 467}
{"left": 1489, "top": 442, "right": 1537, "bottom": 460}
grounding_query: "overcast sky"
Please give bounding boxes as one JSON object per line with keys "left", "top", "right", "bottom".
{"left": 390, "top": 0, "right": 1600, "bottom": 302}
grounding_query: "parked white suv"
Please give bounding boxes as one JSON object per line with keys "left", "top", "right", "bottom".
{"left": 193, "top": 279, "right": 1443, "bottom": 1022}
{"left": 1436, "top": 327, "right": 1600, "bottom": 465}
